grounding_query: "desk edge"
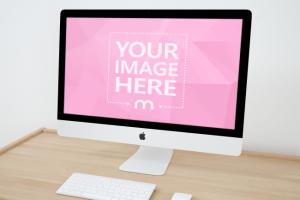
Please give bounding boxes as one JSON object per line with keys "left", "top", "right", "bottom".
{"left": 1, "top": 128, "right": 299, "bottom": 161}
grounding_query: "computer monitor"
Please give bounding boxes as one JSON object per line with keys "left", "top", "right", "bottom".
{"left": 57, "top": 10, "right": 251, "bottom": 175}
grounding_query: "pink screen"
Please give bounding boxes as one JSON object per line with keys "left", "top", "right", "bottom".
{"left": 64, "top": 18, "right": 242, "bottom": 130}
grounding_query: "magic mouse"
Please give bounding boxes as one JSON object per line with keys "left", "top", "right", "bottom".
{"left": 171, "top": 192, "right": 192, "bottom": 200}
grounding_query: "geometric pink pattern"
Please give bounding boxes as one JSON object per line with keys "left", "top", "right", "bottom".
{"left": 64, "top": 18, "right": 242, "bottom": 129}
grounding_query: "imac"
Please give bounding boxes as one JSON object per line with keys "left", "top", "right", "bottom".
{"left": 57, "top": 10, "right": 251, "bottom": 175}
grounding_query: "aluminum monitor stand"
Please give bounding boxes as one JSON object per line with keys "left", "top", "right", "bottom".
{"left": 119, "top": 146, "right": 173, "bottom": 176}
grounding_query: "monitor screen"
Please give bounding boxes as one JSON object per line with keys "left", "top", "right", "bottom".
{"left": 63, "top": 17, "right": 243, "bottom": 130}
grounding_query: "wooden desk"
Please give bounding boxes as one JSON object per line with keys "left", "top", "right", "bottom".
{"left": 0, "top": 129, "right": 299, "bottom": 200}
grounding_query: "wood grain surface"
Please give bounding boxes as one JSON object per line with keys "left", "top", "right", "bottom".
{"left": 0, "top": 130, "right": 299, "bottom": 200}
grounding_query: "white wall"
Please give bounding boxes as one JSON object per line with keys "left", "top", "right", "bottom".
{"left": 0, "top": 0, "right": 299, "bottom": 156}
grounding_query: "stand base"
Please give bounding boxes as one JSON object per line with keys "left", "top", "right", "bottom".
{"left": 119, "top": 146, "right": 173, "bottom": 176}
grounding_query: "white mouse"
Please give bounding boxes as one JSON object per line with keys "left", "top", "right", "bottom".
{"left": 171, "top": 192, "right": 192, "bottom": 200}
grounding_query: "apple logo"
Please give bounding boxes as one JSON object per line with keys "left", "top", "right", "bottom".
{"left": 139, "top": 132, "right": 146, "bottom": 140}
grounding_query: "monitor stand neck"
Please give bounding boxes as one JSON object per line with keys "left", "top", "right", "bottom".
{"left": 119, "top": 146, "right": 174, "bottom": 176}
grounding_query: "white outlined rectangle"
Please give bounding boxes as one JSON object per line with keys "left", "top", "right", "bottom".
{"left": 106, "top": 32, "right": 189, "bottom": 109}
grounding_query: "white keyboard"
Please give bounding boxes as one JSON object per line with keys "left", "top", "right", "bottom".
{"left": 56, "top": 172, "right": 156, "bottom": 200}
